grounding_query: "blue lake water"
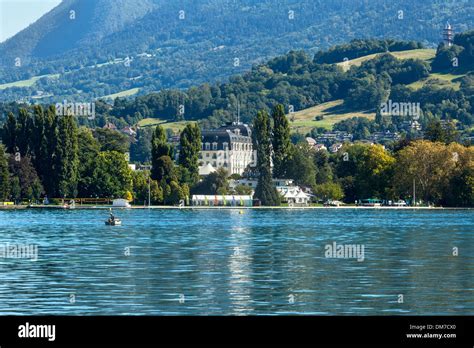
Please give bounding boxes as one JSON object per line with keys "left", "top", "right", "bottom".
{"left": 0, "top": 208, "right": 472, "bottom": 315}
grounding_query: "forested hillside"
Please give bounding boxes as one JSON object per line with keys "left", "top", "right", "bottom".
{"left": 1, "top": 31, "right": 473, "bottom": 143}
{"left": 0, "top": 0, "right": 473, "bottom": 102}
{"left": 80, "top": 32, "right": 474, "bottom": 138}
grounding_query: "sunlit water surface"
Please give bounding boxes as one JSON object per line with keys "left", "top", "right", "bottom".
{"left": 0, "top": 208, "right": 472, "bottom": 315}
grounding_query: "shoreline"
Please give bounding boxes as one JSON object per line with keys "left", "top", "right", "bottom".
{"left": 0, "top": 205, "right": 472, "bottom": 211}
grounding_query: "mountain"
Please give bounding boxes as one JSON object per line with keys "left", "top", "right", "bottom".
{"left": 0, "top": 0, "right": 473, "bottom": 102}
{"left": 0, "top": 0, "right": 157, "bottom": 61}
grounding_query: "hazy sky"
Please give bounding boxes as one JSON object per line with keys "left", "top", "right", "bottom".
{"left": 0, "top": 0, "right": 61, "bottom": 42}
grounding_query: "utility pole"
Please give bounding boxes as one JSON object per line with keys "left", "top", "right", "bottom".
{"left": 148, "top": 175, "right": 151, "bottom": 207}
{"left": 413, "top": 178, "right": 416, "bottom": 207}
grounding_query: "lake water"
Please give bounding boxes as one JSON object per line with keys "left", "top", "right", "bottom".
{"left": 0, "top": 208, "right": 472, "bottom": 315}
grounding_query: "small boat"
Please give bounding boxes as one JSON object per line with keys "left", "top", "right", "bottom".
{"left": 105, "top": 218, "right": 122, "bottom": 226}
{"left": 105, "top": 208, "right": 121, "bottom": 226}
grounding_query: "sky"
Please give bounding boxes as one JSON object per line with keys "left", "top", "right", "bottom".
{"left": 0, "top": 0, "right": 61, "bottom": 42}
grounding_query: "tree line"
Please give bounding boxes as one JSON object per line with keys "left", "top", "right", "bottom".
{"left": 0, "top": 105, "right": 201, "bottom": 205}
{"left": 250, "top": 105, "right": 473, "bottom": 207}
{"left": 0, "top": 104, "right": 473, "bottom": 207}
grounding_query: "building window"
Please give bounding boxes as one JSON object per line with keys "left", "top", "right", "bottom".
{"left": 212, "top": 143, "right": 218, "bottom": 150}
{"left": 205, "top": 143, "right": 210, "bottom": 151}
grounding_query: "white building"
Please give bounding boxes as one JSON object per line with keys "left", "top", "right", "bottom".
{"left": 276, "top": 186, "right": 311, "bottom": 206}
{"left": 199, "top": 123, "right": 256, "bottom": 175}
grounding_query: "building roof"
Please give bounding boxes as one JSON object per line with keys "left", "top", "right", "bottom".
{"left": 201, "top": 123, "right": 252, "bottom": 147}
{"left": 277, "top": 186, "right": 310, "bottom": 199}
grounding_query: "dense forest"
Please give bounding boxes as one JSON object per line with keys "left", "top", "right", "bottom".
{"left": 0, "top": 0, "right": 473, "bottom": 102}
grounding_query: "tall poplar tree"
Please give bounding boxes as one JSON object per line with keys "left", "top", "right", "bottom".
{"left": 271, "top": 104, "right": 291, "bottom": 178}
{"left": 16, "top": 108, "right": 32, "bottom": 156}
{"left": 41, "top": 106, "right": 59, "bottom": 197}
{"left": 178, "top": 123, "right": 201, "bottom": 184}
{"left": 2, "top": 112, "right": 17, "bottom": 153}
{"left": 53, "top": 114, "right": 79, "bottom": 198}
{"left": 253, "top": 110, "right": 280, "bottom": 206}
{"left": 0, "top": 145, "right": 10, "bottom": 201}
{"left": 151, "top": 125, "right": 173, "bottom": 181}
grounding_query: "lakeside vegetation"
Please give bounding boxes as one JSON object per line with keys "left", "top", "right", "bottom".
{"left": 0, "top": 102, "right": 473, "bottom": 207}
{"left": 0, "top": 32, "right": 473, "bottom": 208}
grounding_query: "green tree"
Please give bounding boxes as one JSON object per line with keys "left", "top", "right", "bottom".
{"left": 253, "top": 110, "right": 280, "bottom": 206}
{"left": 130, "top": 128, "right": 153, "bottom": 163}
{"left": 91, "top": 151, "right": 133, "bottom": 198}
{"left": 10, "top": 176, "right": 21, "bottom": 204}
{"left": 131, "top": 170, "right": 163, "bottom": 205}
{"left": 192, "top": 167, "right": 230, "bottom": 195}
{"left": 76, "top": 127, "right": 101, "bottom": 197}
{"left": 335, "top": 143, "right": 395, "bottom": 200}
{"left": 314, "top": 150, "right": 333, "bottom": 184}
{"left": 425, "top": 119, "right": 458, "bottom": 144}
{"left": 166, "top": 181, "right": 188, "bottom": 205}
{"left": 178, "top": 123, "right": 201, "bottom": 184}
{"left": 93, "top": 128, "right": 130, "bottom": 153}
{"left": 441, "top": 143, "right": 474, "bottom": 207}
{"left": 0, "top": 145, "right": 10, "bottom": 201}
{"left": 151, "top": 125, "right": 173, "bottom": 181}
{"left": 16, "top": 108, "right": 32, "bottom": 156}
{"left": 2, "top": 112, "right": 17, "bottom": 153}
{"left": 393, "top": 141, "right": 457, "bottom": 204}
{"left": 233, "top": 184, "right": 253, "bottom": 195}
{"left": 314, "top": 182, "right": 344, "bottom": 202}
{"left": 153, "top": 155, "right": 177, "bottom": 183}
{"left": 40, "top": 106, "right": 59, "bottom": 197}
{"left": 286, "top": 143, "right": 317, "bottom": 188}
{"left": 8, "top": 155, "right": 44, "bottom": 202}
{"left": 272, "top": 104, "right": 291, "bottom": 178}
{"left": 53, "top": 114, "right": 79, "bottom": 198}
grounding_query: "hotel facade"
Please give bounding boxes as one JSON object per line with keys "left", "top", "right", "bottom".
{"left": 199, "top": 123, "right": 256, "bottom": 175}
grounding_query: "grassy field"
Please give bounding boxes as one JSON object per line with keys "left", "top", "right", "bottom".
{"left": 287, "top": 99, "right": 375, "bottom": 134}
{"left": 138, "top": 118, "right": 195, "bottom": 133}
{"left": 407, "top": 72, "right": 465, "bottom": 90}
{"left": 102, "top": 87, "right": 140, "bottom": 99}
{"left": 336, "top": 49, "right": 436, "bottom": 72}
{"left": 0, "top": 74, "right": 60, "bottom": 90}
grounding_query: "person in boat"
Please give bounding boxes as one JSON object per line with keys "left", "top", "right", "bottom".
{"left": 109, "top": 209, "right": 115, "bottom": 223}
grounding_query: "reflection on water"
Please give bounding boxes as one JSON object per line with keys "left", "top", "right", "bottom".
{"left": 0, "top": 208, "right": 472, "bottom": 315}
